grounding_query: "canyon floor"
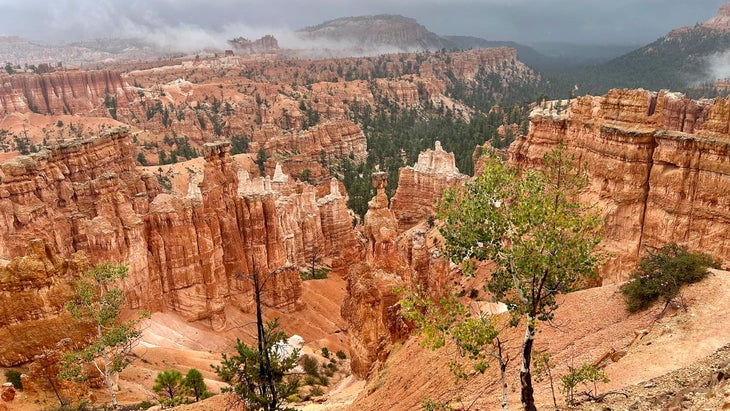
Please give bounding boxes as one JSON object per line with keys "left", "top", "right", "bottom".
{"left": 4, "top": 269, "right": 730, "bottom": 410}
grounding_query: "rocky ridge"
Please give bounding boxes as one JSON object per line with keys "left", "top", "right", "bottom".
{"left": 0, "top": 127, "right": 363, "bottom": 365}
{"left": 297, "top": 14, "right": 451, "bottom": 52}
{"left": 0, "top": 70, "right": 135, "bottom": 116}
{"left": 701, "top": 3, "right": 730, "bottom": 32}
{"left": 511, "top": 89, "right": 730, "bottom": 281}
{"left": 391, "top": 140, "right": 468, "bottom": 233}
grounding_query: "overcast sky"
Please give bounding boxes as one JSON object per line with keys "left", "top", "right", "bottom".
{"left": 0, "top": 0, "right": 727, "bottom": 47}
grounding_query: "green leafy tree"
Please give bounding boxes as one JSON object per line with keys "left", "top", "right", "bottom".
{"left": 183, "top": 368, "right": 209, "bottom": 402}
{"left": 59, "top": 262, "right": 148, "bottom": 409}
{"left": 402, "top": 288, "right": 510, "bottom": 410}
{"left": 4, "top": 370, "right": 22, "bottom": 390}
{"left": 212, "top": 271, "right": 299, "bottom": 410}
{"left": 437, "top": 146, "right": 604, "bottom": 410}
{"left": 560, "top": 363, "right": 609, "bottom": 406}
{"left": 621, "top": 243, "right": 720, "bottom": 312}
{"left": 153, "top": 369, "right": 186, "bottom": 405}
{"left": 213, "top": 319, "right": 299, "bottom": 410}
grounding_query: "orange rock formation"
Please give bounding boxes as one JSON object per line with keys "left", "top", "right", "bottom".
{"left": 511, "top": 89, "right": 730, "bottom": 281}
{"left": 0, "top": 127, "right": 362, "bottom": 356}
{"left": 0, "top": 70, "right": 134, "bottom": 116}
{"left": 391, "top": 141, "right": 468, "bottom": 233}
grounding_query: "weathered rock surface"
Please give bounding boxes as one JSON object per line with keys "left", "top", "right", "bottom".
{"left": 228, "top": 35, "right": 280, "bottom": 53}
{"left": 0, "top": 240, "right": 92, "bottom": 366}
{"left": 511, "top": 89, "right": 730, "bottom": 281}
{"left": 343, "top": 164, "right": 455, "bottom": 378}
{"left": 391, "top": 141, "right": 468, "bottom": 233}
{"left": 702, "top": 3, "right": 730, "bottom": 31}
{"left": 0, "top": 70, "right": 134, "bottom": 116}
{"left": 0, "top": 128, "right": 363, "bottom": 364}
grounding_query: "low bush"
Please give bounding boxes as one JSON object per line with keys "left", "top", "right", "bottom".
{"left": 4, "top": 369, "right": 22, "bottom": 390}
{"left": 621, "top": 243, "right": 720, "bottom": 312}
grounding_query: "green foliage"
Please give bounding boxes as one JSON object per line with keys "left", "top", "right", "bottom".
{"left": 320, "top": 347, "right": 329, "bottom": 358}
{"left": 103, "top": 94, "right": 117, "bottom": 120}
{"left": 4, "top": 63, "right": 15, "bottom": 75}
{"left": 230, "top": 134, "right": 249, "bottom": 155}
{"left": 183, "top": 368, "right": 209, "bottom": 402}
{"left": 560, "top": 363, "right": 609, "bottom": 406}
{"left": 438, "top": 146, "right": 603, "bottom": 318}
{"left": 302, "top": 355, "right": 320, "bottom": 377}
{"left": 300, "top": 267, "right": 329, "bottom": 281}
{"left": 59, "top": 262, "right": 148, "bottom": 408}
{"left": 255, "top": 148, "right": 269, "bottom": 176}
{"left": 621, "top": 243, "right": 720, "bottom": 312}
{"left": 299, "top": 168, "right": 312, "bottom": 183}
{"left": 152, "top": 370, "right": 186, "bottom": 405}
{"left": 136, "top": 152, "right": 147, "bottom": 166}
{"left": 212, "top": 319, "right": 299, "bottom": 411}
{"left": 437, "top": 145, "right": 604, "bottom": 409}
{"left": 335, "top": 350, "right": 347, "bottom": 360}
{"left": 4, "top": 369, "right": 22, "bottom": 390}
{"left": 401, "top": 287, "right": 499, "bottom": 382}
{"left": 422, "top": 399, "right": 454, "bottom": 411}
{"left": 342, "top": 96, "right": 530, "bottom": 221}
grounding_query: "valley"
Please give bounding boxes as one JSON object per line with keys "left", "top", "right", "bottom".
{"left": 0, "top": 2, "right": 729, "bottom": 411}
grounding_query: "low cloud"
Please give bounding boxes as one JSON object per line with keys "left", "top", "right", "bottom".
{"left": 706, "top": 50, "right": 730, "bottom": 81}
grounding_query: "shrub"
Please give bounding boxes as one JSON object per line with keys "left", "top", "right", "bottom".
{"left": 303, "top": 375, "right": 318, "bottom": 386}
{"left": 335, "top": 350, "right": 347, "bottom": 360}
{"left": 320, "top": 347, "right": 330, "bottom": 358}
{"left": 621, "top": 243, "right": 720, "bottom": 312}
{"left": 302, "top": 355, "right": 319, "bottom": 377}
{"left": 560, "top": 363, "right": 609, "bottom": 406}
{"left": 4, "top": 369, "right": 22, "bottom": 390}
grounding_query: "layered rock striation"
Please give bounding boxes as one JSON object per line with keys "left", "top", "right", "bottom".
{"left": 391, "top": 141, "right": 468, "bottom": 233}
{"left": 511, "top": 89, "right": 730, "bottom": 281}
{"left": 0, "top": 70, "right": 135, "bottom": 116}
{"left": 0, "top": 240, "right": 92, "bottom": 366}
{"left": 0, "top": 127, "right": 363, "bottom": 350}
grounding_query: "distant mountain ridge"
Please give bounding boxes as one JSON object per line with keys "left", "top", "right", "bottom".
{"left": 297, "top": 14, "right": 452, "bottom": 51}
{"left": 570, "top": 3, "right": 730, "bottom": 93}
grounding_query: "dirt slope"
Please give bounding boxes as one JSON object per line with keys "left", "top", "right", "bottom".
{"left": 348, "top": 269, "right": 730, "bottom": 410}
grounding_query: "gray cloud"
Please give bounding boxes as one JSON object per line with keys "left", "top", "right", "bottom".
{"left": 0, "top": 0, "right": 727, "bottom": 47}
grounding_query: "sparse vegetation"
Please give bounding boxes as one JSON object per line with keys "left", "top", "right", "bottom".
{"left": 4, "top": 369, "right": 23, "bottom": 390}
{"left": 621, "top": 243, "right": 721, "bottom": 312}
{"left": 58, "top": 262, "right": 149, "bottom": 409}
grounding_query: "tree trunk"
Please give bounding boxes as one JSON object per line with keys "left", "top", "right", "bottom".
{"left": 500, "top": 359, "right": 509, "bottom": 411}
{"left": 520, "top": 316, "right": 537, "bottom": 411}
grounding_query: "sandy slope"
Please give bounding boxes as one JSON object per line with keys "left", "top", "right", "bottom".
{"left": 348, "top": 269, "right": 730, "bottom": 410}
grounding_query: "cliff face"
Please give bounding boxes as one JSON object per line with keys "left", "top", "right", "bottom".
{"left": 0, "top": 128, "right": 363, "bottom": 364}
{"left": 511, "top": 89, "right": 730, "bottom": 281}
{"left": 0, "top": 240, "right": 92, "bottom": 366}
{"left": 391, "top": 141, "right": 468, "bottom": 233}
{"left": 343, "top": 152, "right": 459, "bottom": 378}
{"left": 0, "top": 70, "right": 134, "bottom": 116}
{"left": 702, "top": 3, "right": 730, "bottom": 32}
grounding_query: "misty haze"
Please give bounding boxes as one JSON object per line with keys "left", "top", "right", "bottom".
{"left": 0, "top": 1, "right": 729, "bottom": 411}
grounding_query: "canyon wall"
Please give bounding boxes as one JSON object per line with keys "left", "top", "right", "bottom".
{"left": 343, "top": 142, "right": 465, "bottom": 378}
{"left": 0, "top": 70, "right": 135, "bottom": 116}
{"left": 511, "top": 89, "right": 730, "bottom": 281}
{"left": 0, "top": 128, "right": 363, "bottom": 365}
{"left": 391, "top": 141, "right": 468, "bottom": 233}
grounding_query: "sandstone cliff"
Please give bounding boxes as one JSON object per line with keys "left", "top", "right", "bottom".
{"left": 0, "top": 70, "right": 134, "bottom": 116}
{"left": 0, "top": 128, "right": 363, "bottom": 364}
{"left": 0, "top": 240, "right": 92, "bottom": 366}
{"left": 511, "top": 89, "right": 730, "bottom": 281}
{"left": 702, "top": 3, "right": 730, "bottom": 32}
{"left": 391, "top": 141, "right": 468, "bottom": 233}
{"left": 343, "top": 156, "right": 459, "bottom": 378}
